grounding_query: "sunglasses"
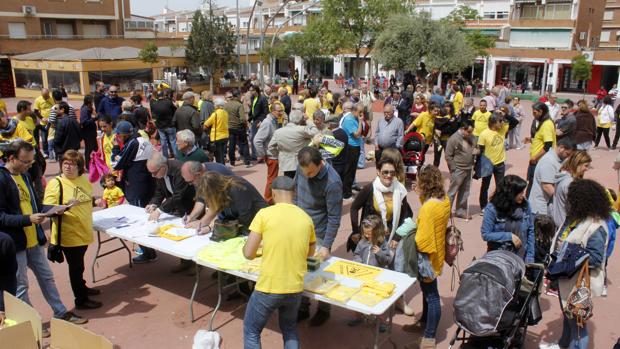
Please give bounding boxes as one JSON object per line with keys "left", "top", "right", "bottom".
{"left": 380, "top": 170, "right": 396, "bottom": 177}
{"left": 561, "top": 106, "right": 568, "bottom": 109}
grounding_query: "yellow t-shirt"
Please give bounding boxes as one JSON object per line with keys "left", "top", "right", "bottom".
{"left": 530, "top": 118, "right": 556, "bottom": 159}
{"left": 286, "top": 86, "right": 293, "bottom": 95}
{"left": 33, "top": 96, "right": 55, "bottom": 123}
{"left": 12, "top": 175, "right": 37, "bottom": 248}
{"left": 452, "top": 91, "right": 463, "bottom": 114}
{"left": 14, "top": 116, "right": 36, "bottom": 136}
{"left": 478, "top": 128, "right": 506, "bottom": 165}
{"left": 498, "top": 122, "right": 509, "bottom": 138}
{"left": 0, "top": 122, "right": 35, "bottom": 146}
{"left": 101, "top": 133, "right": 114, "bottom": 170}
{"left": 303, "top": 98, "right": 321, "bottom": 119}
{"left": 204, "top": 108, "right": 229, "bottom": 141}
{"left": 103, "top": 186, "right": 124, "bottom": 207}
{"left": 415, "top": 196, "right": 451, "bottom": 276}
{"left": 0, "top": 99, "right": 7, "bottom": 113}
{"left": 412, "top": 111, "right": 435, "bottom": 144}
{"left": 373, "top": 195, "right": 393, "bottom": 222}
{"left": 43, "top": 175, "right": 94, "bottom": 247}
{"left": 249, "top": 203, "right": 316, "bottom": 294}
{"left": 472, "top": 110, "right": 491, "bottom": 137}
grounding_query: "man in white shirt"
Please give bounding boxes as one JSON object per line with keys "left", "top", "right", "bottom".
{"left": 546, "top": 95, "right": 561, "bottom": 121}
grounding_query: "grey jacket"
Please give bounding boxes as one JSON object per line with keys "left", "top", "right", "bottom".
{"left": 174, "top": 103, "right": 202, "bottom": 138}
{"left": 253, "top": 114, "right": 278, "bottom": 159}
{"left": 445, "top": 130, "right": 475, "bottom": 171}
{"left": 268, "top": 122, "right": 319, "bottom": 172}
{"left": 353, "top": 239, "right": 393, "bottom": 268}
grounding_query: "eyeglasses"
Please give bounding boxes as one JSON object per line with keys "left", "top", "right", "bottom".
{"left": 62, "top": 162, "right": 77, "bottom": 168}
{"left": 109, "top": 91, "right": 118, "bottom": 94}
{"left": 17, "top": 158, "right": 35, "bottom": 165}
{"left": 380, "top": 170, "right": 396, "bottom": 177}
{"left": 561, "top": 106, "right": 568, "bottom": 109}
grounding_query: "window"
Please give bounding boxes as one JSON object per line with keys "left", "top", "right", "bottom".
{"left": 83, "top": 24, "right": 107, "bottom": 38}
{"left": 43, "top": 22, "right": 53, "bottom": 38}
{"left": 580, "top": 32, "right": 586, "bottom": 40}
{"left": 604, "top": 11, "right": 614, "bottom": 20}
{"left": 56, "top": 23, "right": 74, "bottom": 39}
{"left": 496, "top": 11, "right": 509, "bottom": 19}
{"left": 47, "top": 71, "right": 81, "bottom": 94}
{"left": 520, "top": 5, "right": 541, "bottom": 19}
{"left": 14, "top": 69, "right": 43, "bottom": 90}
{"left": 483, "top": 12, "right": 496, "bottom": 19}
{"left": 544, "top": 4, "right": 571, "bottom": 20}
{"left": 8, "top": 23, "right": 27, "bottom": 39}
{"left": 601, "top": 30, "right": 611, "bottom": 42}
{"left": 88, "top": 69, "right": 153, "bottom": 93}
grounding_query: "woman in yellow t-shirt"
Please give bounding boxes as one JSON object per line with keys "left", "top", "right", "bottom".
{"left": 43, "top": 150, "right": 101, "bottom": 310}
{"left": 402, "top": 165, "right": 450, "bottom": 346}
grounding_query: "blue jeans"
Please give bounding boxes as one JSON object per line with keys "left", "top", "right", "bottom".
{"left": 559, "top": 315, "right": 589, "bottom": 349}
{"left": 244, "top": 291, "right": 301, "bottom": 349}
{"left": 16, "top": 245, "right": 67, "bottom": 318}
{"left": 420, "top": 278, "right": 441, "bottom": 339}
{"left": 576, "top": 141, "right": 592, "bottom": 151}
{"left": 158, "top": 127, "right": 177, "bottom": 158}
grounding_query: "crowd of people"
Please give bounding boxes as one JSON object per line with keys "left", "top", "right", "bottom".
{"left": 0, "top": 74, "right": 618, "bottom": 349}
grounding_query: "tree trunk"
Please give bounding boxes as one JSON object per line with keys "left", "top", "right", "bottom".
{"left": 210, "top": 76, "right": 214, "bottom": 93}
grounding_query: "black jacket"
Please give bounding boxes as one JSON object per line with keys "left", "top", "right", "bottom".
{"left": 149, "top": 160, "right": 195, "bottom": 216}
{"left": 250, "top": 95, "right": 269, "bottom": 123}
{"left": 280, "top": 95, "right": 292, "bottom": 115}
{"left": 174, "top": 104, "right": 202, "bottom": 138}
{"left": 54, "top": 116, "right": 81, "bottom": 156}
{"left": 150, "top": 99, "right": 177, "bottom": 129}
{"left": 112, "top": 134, "right": 155, "bottom": 206}
{"left": 79, "top": 105, "right": 98, "bottom": 142}
{"left": 134, "top": 105, "right": 151, "bottom": 129}
{"left": 0, "top": 167, "right": 53, "bottom": 251}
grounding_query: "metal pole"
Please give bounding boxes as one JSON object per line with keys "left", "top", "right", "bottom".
{"left": 236, "top": 0, "right": 241, "bottom": 81}
{"left": 246, "top": 0, "right": 260, "bottom": 78}
{"left": 259, "top": 0, "right": 294, "bottom": 87}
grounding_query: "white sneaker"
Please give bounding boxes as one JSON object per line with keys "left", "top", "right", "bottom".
{"left": 602, "top": 285, "right": 608, "bottom": 297}
{"left": 539, "top": 342, "right": 561, "bottom": 349}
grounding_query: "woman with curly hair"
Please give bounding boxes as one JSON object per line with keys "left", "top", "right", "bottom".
{"left": 403, "top": 165, "right": 450, "bottom": 349}
{"left": 540, "top": 179, "right": 610, "bottom": 349}
{"left": 481, "top": 175, "right": 535, "bottom": 263}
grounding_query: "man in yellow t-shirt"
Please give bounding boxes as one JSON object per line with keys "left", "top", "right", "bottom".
{"left": 0, "top": 140, "right": 86, "bottom": 323}
{"left": 0, "top": 110, "right": 34, "bottom": 146}
{"left": 243, "top": 176, "right": 316, "bottom": 347}
{"left": 406, "top": 103, "right": 441, "bottom": 148}
{"left": 525, "top": 102, "right": 557, "bottom": 196}
{"left": 472, "top": 99, "right": 491, "bottom": 137}
{"left": 14, "top": 100, "right": 36, "bottom": 137}
{"left": 33, "top": 88, "right": 55, "bottom": 157}
{"left": 477, "top": 114, "right": 506, "bottom": 210}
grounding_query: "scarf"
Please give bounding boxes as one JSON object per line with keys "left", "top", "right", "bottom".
{"left": 372, "top": 177, "right": 408, "bottom": 243}
{"left": 0, "top": 118, "right": 18, "bottom": 138}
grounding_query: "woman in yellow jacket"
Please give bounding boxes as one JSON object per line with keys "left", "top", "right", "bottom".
{"left": 204, "top": 98, "right": 229, "bottom": 164}
{"left": 404, "top": 164, "right": 450, "bottom": 349}
{"left": 43, "top": 150, "right": 101, "bottom": 310}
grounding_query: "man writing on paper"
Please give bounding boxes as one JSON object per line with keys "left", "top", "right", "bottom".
{"left": 243, "top": 176, "right": 316, "bottom": 349}
{"left": 137, "top": 152, "right": 195, "bottom": 266}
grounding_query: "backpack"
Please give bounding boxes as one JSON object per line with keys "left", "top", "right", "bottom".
{"left": 445, "top": 215, "right": 464, "bottom": 290}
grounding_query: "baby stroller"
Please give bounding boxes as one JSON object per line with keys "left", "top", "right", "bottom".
{"left": 449, "top": 250, "right": 546, "bottom": 349}
{"left": 401, "top": 131, "right": 425, "bottom": 181}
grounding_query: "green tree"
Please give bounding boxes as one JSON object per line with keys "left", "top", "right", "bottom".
{"left": 464, "top": 30, "right": 496, "bottom": 57}
{"left": 305, "top": 0, "right": 413, "bottom": 76}
{"left": 571, "top": 54, "right": 593, "bottom": 98}
{"left": 138, "top": 41, "right": 159, "bottom": 66}
{"left": 185, "top": 5, "right": 235, "bottom": 91}
{"left": 443, "top": 5, "right": 481, "bottom": 26}
{"left": 375, "top": 13, "right": 477, "bottom": 82}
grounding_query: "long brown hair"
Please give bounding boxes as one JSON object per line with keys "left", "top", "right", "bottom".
{"left": 416, "top": 164, "right": 445, "bottom": 201}
{"left": 195, "top": 172, "right": 243, "bottom": 212}
{"left": 561, "top": 150, "right": 591, "bottom": 179}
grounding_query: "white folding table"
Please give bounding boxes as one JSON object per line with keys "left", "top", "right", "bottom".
{"left": 192, "top": 255, "right": 416, "bottom": 349}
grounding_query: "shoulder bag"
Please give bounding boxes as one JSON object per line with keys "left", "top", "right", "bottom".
{"left": 563, "top": 259, "right": 593, "bottom": 328}
{"left": 47, "top": 178, "right": 64, "bottom": 263}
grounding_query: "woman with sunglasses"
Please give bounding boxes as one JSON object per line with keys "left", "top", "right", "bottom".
{"left": 349, "top": 157, "right": 413, "bottom": 313}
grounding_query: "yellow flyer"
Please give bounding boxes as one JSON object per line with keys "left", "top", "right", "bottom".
{"left": 323, "top": 260, "right": 383, "bottom": 281}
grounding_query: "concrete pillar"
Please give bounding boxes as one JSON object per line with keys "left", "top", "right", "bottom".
{"left": 616, "top": 67, "right": 620, "bottom": 89}
{"left": 482, "top": 57, "right": 488, "bottom": 87}
{"left": 550, "top": 62, "right": 560, "bottom": 93}
{"left": 487, "top": 58, "right": 497, "bottom": 89}
{"left": 294, "top": 56, "right": 304, "bottom": 79}
{"left": 333, "top": 55, "right": 344, "bottom": 77}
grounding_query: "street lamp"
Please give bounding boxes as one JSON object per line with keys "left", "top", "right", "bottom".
{"left": 245, "top": 0, "right": 263, "bottom": 78}
{"left": 268, "top": 0, "right": 321, "bottom": 80}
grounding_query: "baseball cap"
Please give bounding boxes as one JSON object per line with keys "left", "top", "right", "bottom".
{"left": 271, "top": 176, "right": 295, "bottom": 191}
{"left": 115, "top": 120, "right": 134, "bottom": 135}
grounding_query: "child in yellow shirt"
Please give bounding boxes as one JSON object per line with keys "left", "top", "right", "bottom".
{"left": 100, "top": 174, "right": 124, "bottom": 208}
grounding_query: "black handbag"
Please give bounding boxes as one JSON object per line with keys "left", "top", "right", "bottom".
{"left": 47, "top": 178, "right": 64, "bottom": 263}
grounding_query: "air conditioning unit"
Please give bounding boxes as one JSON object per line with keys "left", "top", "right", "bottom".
{"left": 22, "top": 5, "right": 36, "bottom": 16}
{"left": 582, "top": 51, "right": 594, "bottom": 62}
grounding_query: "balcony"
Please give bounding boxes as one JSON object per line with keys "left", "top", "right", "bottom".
{"left": 509, "top": 19, "right": 575, "bottom": 28}
{"left": 0, "top": 36, "right": 184, "bottom": 55}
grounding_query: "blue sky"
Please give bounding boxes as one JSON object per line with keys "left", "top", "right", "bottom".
{"left": 131, "top": 0, "right": 243, "bottom": 17}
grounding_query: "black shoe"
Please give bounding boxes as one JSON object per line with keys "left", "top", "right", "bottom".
{"left": 76, "top": 299, "right": 102, "bottom": 310}
{"left": 297, "top": 309, "right": 310, "bottom": 323}
{"left": 86, "top": 288, "right": 101, "bottom": 296}
{"left": 309, "top": 309, "right": 330, "bottom": 327}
